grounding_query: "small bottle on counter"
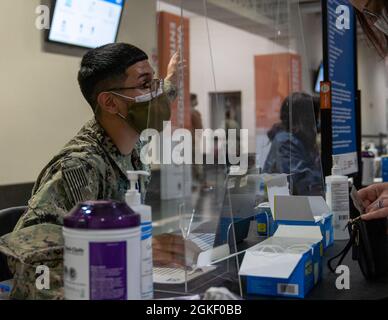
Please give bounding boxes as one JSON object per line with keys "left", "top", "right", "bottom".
{"left": 325, "top": 158, "right": 350, "bottom": 240}
{"left": 125, "top": 170, "right": 153, "bottom": 300}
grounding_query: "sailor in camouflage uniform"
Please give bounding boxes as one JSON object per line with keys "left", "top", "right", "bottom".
{"left": 0, "top": 43, "right": 179, "bottom": 299}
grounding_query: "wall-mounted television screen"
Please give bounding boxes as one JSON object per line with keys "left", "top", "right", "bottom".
{"left": 48, "top": 0, "right": 125, "bottom": 49}
{"left": 314, "top": 62, "right": 324, "bottom": 93}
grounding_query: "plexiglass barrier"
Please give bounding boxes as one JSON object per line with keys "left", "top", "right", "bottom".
{"left": 140, "top": 0, "right": 324, "bottom": 297}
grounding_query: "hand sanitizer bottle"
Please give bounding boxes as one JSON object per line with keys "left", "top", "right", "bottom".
{"left": 126, "top": 170, "right": 153, "bottom": 300}
{"left": 325, "top": 157, "right": 350, "bottom": 240}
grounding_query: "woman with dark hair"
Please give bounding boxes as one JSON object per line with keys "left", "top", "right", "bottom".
{"left": 351, "top": 0, "right": 388, "bottom": 58}
{"left": 263, "top": 92, "right": 323, "bottom": 196}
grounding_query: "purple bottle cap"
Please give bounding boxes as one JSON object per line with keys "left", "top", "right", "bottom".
{"left": 64, "top": 200, "right": 140, "bottom": 230}
{"left": 362, "top": 151, "right": 375, "bottom": 158}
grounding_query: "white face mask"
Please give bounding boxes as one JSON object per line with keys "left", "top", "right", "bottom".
{"left": 374, "top": 8, "right": 388, "bottom": 36}
{"left": 133, "top": 88, "right": 164, "bottom": 103}
{"left": 112, "top": 87, "right": 164, "bottom": 103}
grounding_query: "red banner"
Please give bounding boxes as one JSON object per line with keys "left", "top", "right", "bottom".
{"left": 158, "top": 11, "right": 191, "bottom": 130}
{"left": 255, "top": 53, "right": 302, "bottom": 130}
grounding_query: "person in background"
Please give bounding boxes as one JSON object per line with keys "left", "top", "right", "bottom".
{"left": 0, "top": 43, "right": 180, "bottom": 299}
{"left": 225, "top": 108, "right": 241, "bottom": 167}
{"left": 263, "top": 92, "right": 323, "bottom": 196}
{"left": 350, "top": 0, "right": 388, "bottom": 220}
{"left": 190, "top": 93, "right": 207, "bottom": 190}
{"left": 190, "top": 94, "right": 203, "bottom": 132}
{"left": 225, "top": 108, "right": 240, "bottom": 133}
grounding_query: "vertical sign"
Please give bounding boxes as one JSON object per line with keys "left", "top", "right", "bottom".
{"left": 255, "top": 53, "right": 302, "bottom": 130}
{"left": 158, "top": 11, "right": 191, "bottom": 130}
{"left": 158, "top": 11, "right": 192, "bottom": 201}
{"left": 326, "top": 0, "right": 358, "bottom": 174}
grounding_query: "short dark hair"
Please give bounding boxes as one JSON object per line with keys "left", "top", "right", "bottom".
{"left": 78, "top": 43, "right": 148, "bottom": 112}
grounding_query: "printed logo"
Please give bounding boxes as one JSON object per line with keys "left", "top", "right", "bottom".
{"left": 335, "top": 265, "right": 350, "bottom": 290}
{"left": 35, "top": 265, "right": 50, "bottom": 290}
{"left": 65, "top": 246, "right": 85, "bottom": 256}
{"left": 35, "top": 5, "right": 50, "bottom": 30}
{"left": 139, "top": 121, "right": 249, "bottom": 174}
{"left": 336, "top": 5, "right": 350, "bottom": 30}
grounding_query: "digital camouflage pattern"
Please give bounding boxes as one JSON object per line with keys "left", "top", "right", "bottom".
{"left": 0, "top": 224, "right": 64, "bottom": 300}
{"left": 15, "top": 117, "right": 150, "bottom": 230}
{"left": 0, "top": 80, "right": 177, "bottom": 299}
{"left": 0, "top": 119, "right": 149, "bottom": 300}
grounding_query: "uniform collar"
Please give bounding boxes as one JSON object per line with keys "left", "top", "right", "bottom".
{"left": 88, "top": 118, "right": 136, "bottom": 179}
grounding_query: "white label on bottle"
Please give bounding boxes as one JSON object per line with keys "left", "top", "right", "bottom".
{"left": 141, "top": 222, "right": 154, "bottom": 299}
{"left": 64, "top": 230, "right": 141, "bottom": 300}
{"left": 327, "top": 181, "right": 350, "bottom": 240}
{"left": 327, "top": 182, "right": 349, "bottom": 212}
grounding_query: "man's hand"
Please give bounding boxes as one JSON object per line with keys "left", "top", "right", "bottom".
{"left": 152, "top": 233, "right": 202, "bottom": 269}
{"left": 165, "top": 51, "right": 186, "bottom": 88}
{"left": 358, "top": 183, "right": 388, "bottom": 220}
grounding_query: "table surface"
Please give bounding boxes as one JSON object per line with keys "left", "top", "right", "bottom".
{"left": 305, "top": 241, "right": 388, "bottom": 300}
{"left": 155, "top": 239, "right": 388, "bottom": 300}
{"left": 1, "top": 241, "right": 387, "bottom": 300}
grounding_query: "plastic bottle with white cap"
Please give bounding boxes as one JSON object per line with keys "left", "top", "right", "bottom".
{"left": 125, "top": 170, "right": 153, "bottom": 300}
{"left": 325, "top": 157, "right": 350, "bottom": 240}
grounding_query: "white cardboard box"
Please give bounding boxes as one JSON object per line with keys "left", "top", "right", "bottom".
{"left": 239, "top": 224, "right": 323, "bottom": 298}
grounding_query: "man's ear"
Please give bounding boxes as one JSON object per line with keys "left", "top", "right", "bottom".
{"left": 97, "top": 92, "right": 119, "bottom": 115}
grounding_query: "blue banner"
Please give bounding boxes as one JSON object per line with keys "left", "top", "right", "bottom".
{"left": 326, "top": 0, "right": 358, "bottom": 174}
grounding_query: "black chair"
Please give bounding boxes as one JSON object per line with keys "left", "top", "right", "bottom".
{"left": 0, "top": 206, "right": 27, "bottom": 281}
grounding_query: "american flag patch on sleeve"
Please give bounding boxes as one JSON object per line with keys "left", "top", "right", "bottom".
{"left": 62, "top": 164, "right": 89, "bottom": 205}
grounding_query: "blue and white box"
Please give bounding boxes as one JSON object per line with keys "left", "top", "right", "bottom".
{"left": 273, "top": 195, "right": 334, "bottom": 250}
{"left": 262, "top": 174, "right": 334, "bottom": 250}
{"left": 256, "top": 202, "right": 276, "bottom": 237}
{"left": 239, "top": 225, "right": 323, "bottom": 298}
{"left": 382, "top": 156, "right": 388, "bottom": 182}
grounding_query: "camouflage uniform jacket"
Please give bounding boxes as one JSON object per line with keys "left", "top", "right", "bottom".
{"left": 0, "top": 79, "right": 177, "bottom": 299}
{"left": 0, "top": 119, "right": 150, "bottom": 300}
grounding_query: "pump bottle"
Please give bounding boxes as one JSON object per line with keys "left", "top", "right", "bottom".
{"left": 325, "top": 158, "right": 350, "bottom": 240}
{"left": 125, "top": 170, "right": 153, "bottom": 300}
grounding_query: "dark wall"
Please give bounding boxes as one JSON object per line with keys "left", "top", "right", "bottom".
{"left": 0, "top": 183, "right": 34, "bottom": 210}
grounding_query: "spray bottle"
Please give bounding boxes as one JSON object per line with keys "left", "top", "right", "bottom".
{"left": 325, "top": 157, "right": 350, "bottom": 240}
{"left": 126, "top": 170, "right": 153, "bottom": 300}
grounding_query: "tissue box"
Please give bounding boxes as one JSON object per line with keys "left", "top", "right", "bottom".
{"left": 256, "top": 202, "right": 276, "bottom": 237}
{"left": 274, "top": 214, "right": 334, "bottom": 250}
{"left": 262, "top": 175, "right": 333, "bottom": 250}
{"left": 239, "top": 225, "right": 323, "bottom": 299}
{"left": 273, "top": 196, "right": 334, "bottom": 250}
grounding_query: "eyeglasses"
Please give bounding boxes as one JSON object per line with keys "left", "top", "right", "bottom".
{"left": 107, "top": 78, "right": 163, "bottom": 93}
